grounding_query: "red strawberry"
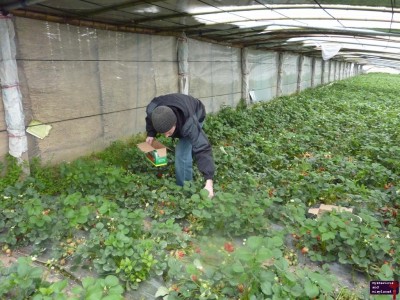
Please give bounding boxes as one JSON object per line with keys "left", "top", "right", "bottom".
{"left": 176, "top": 250, "right": 185, "bottom": 259}
{"left": 237, "top": 284, "right": 244, "bottom": 293}
{"left": 224, "top": 242, "right": 235, "bottom": 252}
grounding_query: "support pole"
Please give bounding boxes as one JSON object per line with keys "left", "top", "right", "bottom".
{"left": 297, "top": 54, "right": 304, "bottom": 93}
{"left": 328, "top": 60, "right": 332, "bottom": 82}
{"left": 177, "top": 32, "right": 189, "bottom": 95}
{"left": 241, "top": 47, "right": 250, "bottom": 104}
{"left": 0, "top": 15, "right": 29, "bottom": 173}
{"left": 311, "top": 57, "right": 316, "bottom": 88}
{"left": 276, "top": 52, "right": 283, "bottom": 97}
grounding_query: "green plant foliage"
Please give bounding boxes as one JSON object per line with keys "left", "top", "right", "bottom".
{"left": 0, "top": 73, "right": 399, "bottom": 299}
{"left": 0, "top": 257, "right": 124, "bottom": 300}
{"left": 0, "top": 154, "right": 22, "bottom": 193}
{"left": 161, "top": 235, "right": 336, "bottom": 299}
{"left": 295, "top": 209, "right": 394, "bottom": 277}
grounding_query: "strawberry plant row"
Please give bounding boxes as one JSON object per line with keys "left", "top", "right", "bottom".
{"left": 0, "top": 73, "right": 399, "bottom": 299}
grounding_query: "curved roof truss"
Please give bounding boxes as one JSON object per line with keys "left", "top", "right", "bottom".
{"left": 1, "top": 0, "right": 400, "bottom": 70}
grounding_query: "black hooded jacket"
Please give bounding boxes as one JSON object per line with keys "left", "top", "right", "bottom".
{"left": 145, "top": 93, "right": 215, "bottom": 180}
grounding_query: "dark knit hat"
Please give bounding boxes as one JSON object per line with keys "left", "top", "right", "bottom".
{"left": 151, "top": 106, "right": 177, "bottom": 133}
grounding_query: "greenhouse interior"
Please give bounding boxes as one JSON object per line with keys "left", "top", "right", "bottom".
{"left": 0, "top": 1, "right": 399, "bottom": 299}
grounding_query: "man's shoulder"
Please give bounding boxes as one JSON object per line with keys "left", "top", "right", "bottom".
{"left": 152, "top": 94, "right": 195, "bottom": 107}
{"left": 154, "top": 93, "right": 198, "bottom": 101}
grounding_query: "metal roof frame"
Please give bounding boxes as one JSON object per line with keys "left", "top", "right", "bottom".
{"left": 1, "top": 0, "right": 400, "bottom": 70}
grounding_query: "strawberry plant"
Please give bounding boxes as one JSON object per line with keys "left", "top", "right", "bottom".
{"left": 0, "top": 194, "right": 55, "bottom": 247}
{"left": 187, "top": 190, "right": 273, "bottom": 236}
{"left": 295, "top": 209, "right": 396, "bottom": 277}
{"left": 160, "top": 235, "right": 336, "bottom": 299}
{"left": 0, "top": 257, "right": 43, "bottom": 299}
{"left": 148, "top": 218, "right": 191, "bottom": 250}
{"left": 0, "top": 257, "right": 124, "bottom": 300}
{"left": 0, "top": 154, "right": 22, "bottom": 193}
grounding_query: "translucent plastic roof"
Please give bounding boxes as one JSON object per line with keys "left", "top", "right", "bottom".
{"left": 2, "top": 0, "right": 400, "bottom": 70}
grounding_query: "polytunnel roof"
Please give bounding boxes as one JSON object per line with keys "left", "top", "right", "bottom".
{"left": 2, "top": 0, "right": 400, "bottom": 70}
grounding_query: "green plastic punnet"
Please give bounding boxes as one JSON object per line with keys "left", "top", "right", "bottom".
{"left": 137, "top": 140, "right": 168, "bottom": 167}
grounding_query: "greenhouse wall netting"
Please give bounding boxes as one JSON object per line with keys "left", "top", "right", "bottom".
{"left": 0, "top": 16, "right": 361, "bottom": 164}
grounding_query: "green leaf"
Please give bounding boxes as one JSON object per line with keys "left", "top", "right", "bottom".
{"left": 358, "top": 249, "right": 366, "bottom": 258}
{"left": 260, "top": 270, "right": 275, "bottom": 282}
{"left": 65, "top": 209, "right": 75, "bottom": 219}
{"left": 17, "top": 259, "right": 29, "bottom": 277}
{"left": 247, "top": 236, "right": 263, "bottom": 249}
{"left": 329, "top": 220, "right": 337, "bottom": 229}
{"left": 102, "top": 295, "right": 122, "bottom": 300}
{"left": 82, "top": 277, "right": 96, "bottom": 289}
{"left": 109, "top": 285, "right": 124, "bottom": 295}
{"left": 125, "top": 248, "right": 134, "bottom": 256}
{"left": 338, "top": 255, "right": 348, "bottom": 264}
{"left": 274, "top": 258, "right": 288, "bottom": 271}
{"left": 284, "top": 272, "right": 297, "bottom": 282}
{"left": 193, "top": 259, "right": 203, "bottom": 270}
{"left": 380, "top": 264, "right": 393, "bottom": 279}
{"left": 155, "top": 286, "right": 169, "bottom": 298}
{"left": 71, "top": 286, "right": 83, "bottom": 295}
{"left": 191, "top": 194, "right": 201, "bottom": 201}
{"left": 309, "top": 273, "right": 333, "bottom": 293}
{"left": 200, "top": 189, "right": 210, "bottom": 200}
{"left": 51, "top": 279, "right": 68, "bottom": 292}
{"left": 290, "top": 284, "right": 303, "bottom": 297}
{"left": 80, "top": 206, "right": 90, "bottom": 216}
{"left": 30, "top": 267, "right": 43, "bottom": 279}
{"left": 87, "top": 290, "right": 103, "bottom": 300}
{"left": 304, "top": 279, "right": 319, "bottom": 298}
{"left": 272, "top": 248, "right": 283, "bottom": 258}
{"left": 38, "top": 287, "right": 51, "bottom": 295}
{"left": 105, "top": 275, "right": 120, "bottom": 287}
{"left": 235, "top": 247, "right": 253, "bottom": 262}
{"left": 317, "top": 278, "right": 333, "bottom": 293}
{"left": 186, "top": 264, "right": 196, "bottom": 275}
{"left": 270, "top": 236, "right": 283, "bottom": 247}
{"left": 255, "top": 248, "right": 273, "bottom": 263}
{"left": 192, "top": 209, "right": 202, "bottom": 217}
{"left": 261, "top": 282, "right": 272, "bottom": 295}
{"left": 321, "top": 232, "right": 335, "bottom": 241}
{"left": 232, "top": 262, "right": 245, "bottom": 273}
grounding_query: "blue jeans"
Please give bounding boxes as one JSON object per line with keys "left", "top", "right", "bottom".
{"left": 175, "top": 121, "right": 203, "bottom": 186}
{"left": 175, "top": 136, "right": 193, "bottom": 186}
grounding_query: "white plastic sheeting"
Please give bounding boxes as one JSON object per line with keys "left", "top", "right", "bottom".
{"left": 299, "top": 56, "right": 312, "bottom": 91}
{"left": 322, "top": 60, "right": 330, "bottom": 84}
{"left": 0, "top": 17, "right": 360, "bottom": 164}
{"left": 281, "top": 53, "right": 299, "bottom": 95}
{"left": 11, "top": 17, "right": 178, "bottom": 163}
{"left": 321, "top": 44, "right": 342, "bottom": 60}
{"left": 241, "top": 48, "right": 249, "bottom": 103}
{"left": 0, "top": 16, "right": 27, "bottom": 159}
{"left": 247, "top": 50, "right": 278, "bottom": 102}
{"left": 313, "top": 59, "right": 323, "bottom": 86}
{"left": 187, "top": 39, "right": 241, "bottom": 112}
{"left": 330, "top": 61, "right": 337, "bottom": 81}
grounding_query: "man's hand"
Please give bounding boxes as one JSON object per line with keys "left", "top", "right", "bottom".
{"left": 204, "top": 179, "right": 214, "bottom": 198}
{"left": 146, "top": 137, "right": 154, "bottom": 145}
